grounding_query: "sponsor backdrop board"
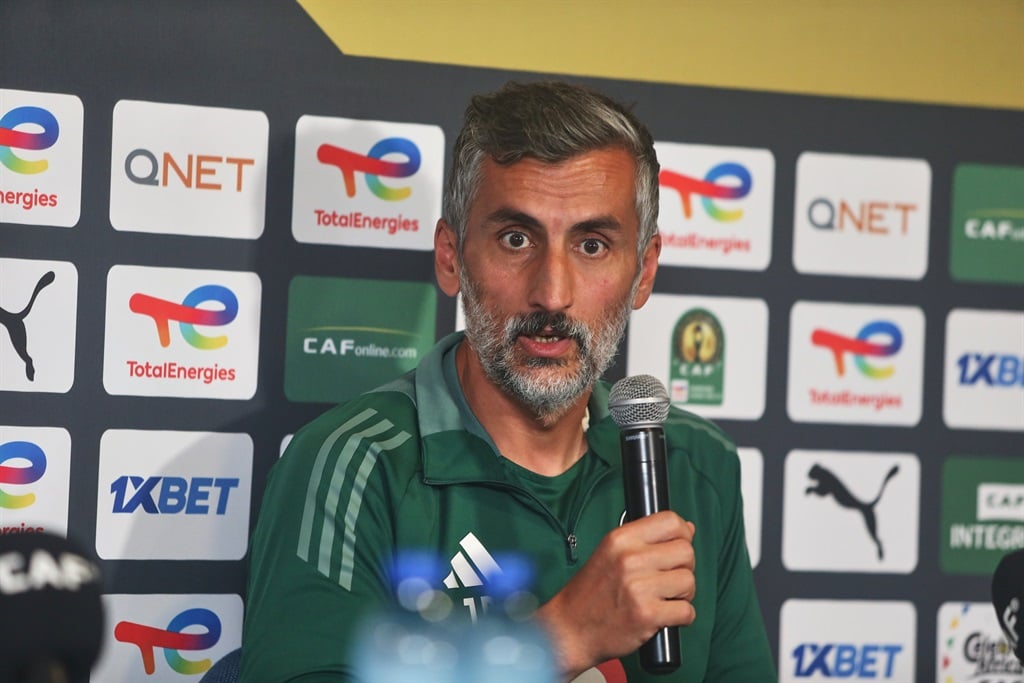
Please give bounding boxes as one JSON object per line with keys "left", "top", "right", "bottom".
{"left": 0, "top": 2, "right": 1022, "bottom": 681}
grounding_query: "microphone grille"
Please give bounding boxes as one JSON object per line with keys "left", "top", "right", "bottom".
{"left": 608, "top": 375, "right": 670, "bottom": 427}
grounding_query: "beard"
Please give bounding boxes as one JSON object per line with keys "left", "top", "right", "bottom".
{"left": 458, "top": 266, "right": 636, "bottom": 423}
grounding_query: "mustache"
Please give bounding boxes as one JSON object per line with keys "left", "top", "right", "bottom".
{"left": 507, "top": 312, "right": 590, "bottom": 348}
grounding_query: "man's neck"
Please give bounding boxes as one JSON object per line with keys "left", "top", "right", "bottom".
{"left": 455, "top": 341, "right": 590, "bottom": 477}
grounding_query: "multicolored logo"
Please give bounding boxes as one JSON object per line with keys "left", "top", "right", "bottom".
{"left": 659, "top": 162, "right": 752, "bottom": 222}
{"left": 317, "top": 137, "right": 420, "bottom": 200}
{"left": 114, "top": 608, "right": 221, "bottom": 675}
{"left": 0, "top": 106, "right": 59, "bottom": 174}
{"left": 0, "top": 440, "right": 46, "bottom": 508}
{"left": 812, "top": 320, "right": 902, "bottom": 379}
{"left": 129, "top": 285, "right": 238, "bottom": 349}
{"left": 669, "top": 308, "right": 725, "bottom": 405}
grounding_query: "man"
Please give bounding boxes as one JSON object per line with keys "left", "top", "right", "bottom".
{"left": 241, "top": 81, "right": 775, "bottom": 682}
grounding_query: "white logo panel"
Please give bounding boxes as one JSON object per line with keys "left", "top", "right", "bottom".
{"left": 737, "top": 447, "right": 763, "bottom": 569}
{"left": 92, "top": 593, "right": 243, "bottom": 683}
{"left": 291, "top": 115, "right": 444, "bottom": 251}
{"left": 937, "top": 602, "right": 1023, "bottom": 682}
{"left": 780, "top": 599, "right": 916, "bottom": 682}
{"left": 109, "top": 100, "right": 268, "bottom": 239}
{"left": 787, "top": 301, "right": 925, "bottom": 426}
{"left": 655, "top": 142, "right": 774, "bottom": 271}
{"left": 0, "top": 426, "right": 71, "bottom": 536}
{"left": 95, "top": 430, "right": 252, "bottom": 560}
{"left": 793, "top": 152, "right": 931, "bottom": 279}
{"left": 0, "top": 88, "right": 83, "bottom": 227}
{"left": 102, "top": 265, "right": 261, "bottom": 399}
{"left": 626, "top": 293, "right": 768, "bottom": 420}
{"left": 943, "top": 309, "right": 1024, "bottom": 432}
{"left": 0, "top": 257, "right": 77, "bottom": 393}
{"left": 782, "top": 450, "right": 920, "bottom": 573}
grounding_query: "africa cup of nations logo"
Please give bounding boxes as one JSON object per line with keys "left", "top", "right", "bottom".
{"left": 670, "top": 309, "right": 724, "bottom": 405}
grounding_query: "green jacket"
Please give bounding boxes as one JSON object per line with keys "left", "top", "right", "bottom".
{"left": 241, "top": 333, "right": 776, "bottom": 682}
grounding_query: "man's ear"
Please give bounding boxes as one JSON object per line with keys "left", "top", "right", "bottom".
{"left": 434, "top": 219, "right": 461, "bottom": 297}
{"left": 631, "top": 232, "right": 661, "bottom": 309}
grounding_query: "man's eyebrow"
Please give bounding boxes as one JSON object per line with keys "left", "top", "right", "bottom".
{"left": 484, "top": 209, "right": 623, "bottom": 234}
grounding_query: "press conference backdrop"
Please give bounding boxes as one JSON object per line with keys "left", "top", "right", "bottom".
{"left": 1, "top": 2, "right": 1022, "bottom": 682}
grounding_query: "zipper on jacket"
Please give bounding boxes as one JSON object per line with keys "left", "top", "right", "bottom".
{"left": 566, "top": 533, "right": 578, "bottom": 563}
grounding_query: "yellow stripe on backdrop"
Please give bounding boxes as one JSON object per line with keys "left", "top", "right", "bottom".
{"left": 297, "top": 0, "right": 1024, "bottom": 111}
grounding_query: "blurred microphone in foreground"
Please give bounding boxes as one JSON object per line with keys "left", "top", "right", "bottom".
{"left": 992, "top": 547, "right": 1024, "bottom": 664}
{"left": 0, "top": 532, "right": 104, "bottom": 683}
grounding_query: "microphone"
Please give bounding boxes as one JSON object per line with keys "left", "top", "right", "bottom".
{"left": 0, "top": 532, "right": 105, "bottom": 683}
{"left": 608, "top": 374, "right": 680, "bottom": 675}
{"left": 992, "top": 548, "right": 1024, "bottom": 664}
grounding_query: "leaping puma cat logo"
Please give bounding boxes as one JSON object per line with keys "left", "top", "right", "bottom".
{"left": 806, "top": 462, "right": 900, "bottom": 560}
{"left": 0, "top": 271, "right": 55, "bottom": 381}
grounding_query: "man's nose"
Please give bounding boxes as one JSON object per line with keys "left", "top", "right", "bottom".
{"left": 527, "top": 245, "right": 573, "bottom": 312}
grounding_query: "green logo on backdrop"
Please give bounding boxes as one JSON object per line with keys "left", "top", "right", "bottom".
{"left": 950, "top": 164, "right": 1024, "bottom": 285}
{"left": 285, "top": 276, "right": 437, "bottom": 403}
{"left": 669, "top": 308, "right": 724, "bottom": 406}
{"left": 941, "top": 455, "right": 1024, "bottom": 575}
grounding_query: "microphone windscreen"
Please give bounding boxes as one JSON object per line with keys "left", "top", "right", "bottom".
{"left": 0, "top": 532, "right": 104, "bottom": 682}
{"left": 992, "top": 548, "right": 1024, "bottom": 662}
{"left": 608, "top": 375, "right": 670, "bottom": 428}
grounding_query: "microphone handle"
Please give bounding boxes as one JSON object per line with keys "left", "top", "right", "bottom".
{"left": 620, "top": 425, "right": 681, "bottom": 675}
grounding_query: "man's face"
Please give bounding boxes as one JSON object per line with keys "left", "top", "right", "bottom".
{"left": 437, "top": 147, "right": 660, "bottom": 421}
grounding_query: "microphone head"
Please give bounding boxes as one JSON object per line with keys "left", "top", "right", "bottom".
{"left": 992, "top": 548, "right": 1024, "bottom": 663}
{"left": 0, "top": 532, "right": 105, "bottom": 682}
{"left": 608, "top": 375, "right": 670, "bottom": 428}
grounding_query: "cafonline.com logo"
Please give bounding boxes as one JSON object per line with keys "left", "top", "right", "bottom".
{"left": 130, "top": 285, "right": 238, "bottom": 349}
{"left": 115, "top": 607, "right": 221, "bottom": 675}
{"left": 0, "top": 106, "right": 59, "bottom": 174}
{"left": 318, "top": 137, "right": 420, "bottom": 201}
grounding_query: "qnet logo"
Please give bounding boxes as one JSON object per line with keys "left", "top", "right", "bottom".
{"left": 292, "top": 115, "right": 444, "bottom": 251}
{"left": 0, "top": 426, "right": 71, "bottom": 536}
{"left": 94, "top": 594, "right": 242, "bottom": 682}
{"left": 103, "top": 265, "right": 261, "bottom": 400}
{"left": 0, "top": 89, "right": 83, "bottom": 227}
{"left": 787, "top": 301, "right": 925, "bottom": 426}
{"left": 792, "top": 152, "right": 932, "bottom": 280}
{"left": 654, "top": 142, "right": 774, "bottom": 271}
{"left": 943, "top": 309, "right": 1024, "bottom": 432}
{"left": 109, "top": 100, "right": 268, "bottom": 239}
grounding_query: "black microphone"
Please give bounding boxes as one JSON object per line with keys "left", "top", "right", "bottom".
{"left": 0, "top": 532, "right": 105, "bottom": 683}
{"left": 992, "top": 548, "right": 1024, "bottom": 664}
{"left": 609, "top": 374, "right": 680, "bottom": 675}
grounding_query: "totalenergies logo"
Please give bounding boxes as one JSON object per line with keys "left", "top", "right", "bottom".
{"left": 659, "top": 162, "right": 752, "bottom": 222}
{"left": 0, "top": 441, "right": 46, "bottom": 509}
{"left": 317, "top": 137, "right": 420, "bottom": 201}
{"left": 812, "top": 320, "right": 903, "bottom": 379}
{"left": 129, "top": 285, "right": 238, "bottom": 349}
{"left": 0, "top": 106, "right": 59, "bottom": 174}
{"left": 115, "top": 608, "right": 221, "bottom": 675}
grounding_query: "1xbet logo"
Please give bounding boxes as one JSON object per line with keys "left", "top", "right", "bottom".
{"left": 0, "top": 106, "right": 58, "bottom": 174}
{"left": 812, "top": 321, "right": 902, "bottom": 378}
{"left": 115, "top": 608, "right": 221, "bottom": 675}
{"left": 129, "top": 285, "right": 238, "bottom": 349}
{"left": 317, "top": 137, "right": 420, "bottom": 200}
{"left": 0, "top": 440, "right": 46, "bottom": 509}
{"left": 956, "top": 353, "right": 1024, "bottom": 387}
{"left": 660, "top": 162, "right": 752, "bottom": 221}
{"left": 110, "top": 475, "right": 239, "bottom": 515}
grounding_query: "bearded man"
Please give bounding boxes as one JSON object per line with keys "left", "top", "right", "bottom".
{"left": 241, "top": 81, "right": 776, "bottom": 682}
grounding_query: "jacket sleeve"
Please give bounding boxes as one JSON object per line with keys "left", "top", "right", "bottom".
{"left": 240, "top": 409, "right": 410, "bottom": 682}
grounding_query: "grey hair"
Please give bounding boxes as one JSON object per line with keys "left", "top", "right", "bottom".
{"left": 442, "top": 81, "right": 660, "bottom": 259}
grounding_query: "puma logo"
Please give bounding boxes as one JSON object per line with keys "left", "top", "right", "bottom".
{"left": 0, "top": 271, "right": 55, "bottom": 381}
{"left": 806, "top": 462, "right": 899, "bottom": 560}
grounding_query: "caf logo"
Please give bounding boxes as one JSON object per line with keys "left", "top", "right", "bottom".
{"left": 670, "top": 308, "right": 724, "bottom": 406}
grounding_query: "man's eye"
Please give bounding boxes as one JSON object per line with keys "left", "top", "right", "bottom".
{"left": 500, "top": 232, "right": 531, "bottom": 249}
{"left": 580, "top": 238, "right": 607, "bottom": 256}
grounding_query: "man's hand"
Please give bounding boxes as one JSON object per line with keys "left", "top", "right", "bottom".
{"left": 534, "top": 510, "right": 696, "bottom": 680}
